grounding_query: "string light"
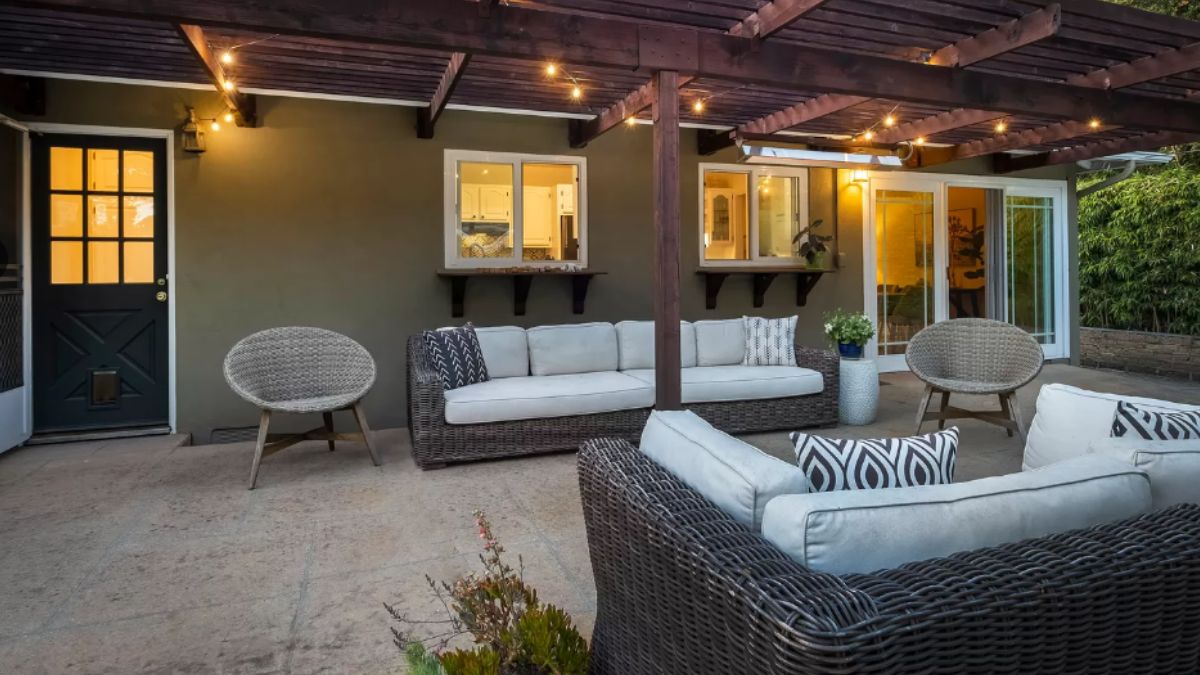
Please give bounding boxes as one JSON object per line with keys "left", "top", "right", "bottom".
{"left": 221, "top": 50, "right": 234, "bottom": 65}
{"left": 862, "top": 130, "right": 875, "bottom": 141}
{"left": 625, "top": 117, "right": 636, "bottom": 127}
{"left": 994, "top": 120, "right": 1008, "bottom": 134}
{"left": 693, "top": 99, "right": 705, "bottom": 113}
{"left": 222, "top": 80, "right": 236, "bottom": 92}
{"left": 223, "top": 111, "right": 234, "bottom": 124}
{"left": 571, "top": 85, "right": 582, "bottom": 100}
{"left": 1088, "top": 117, "right": 1102, "bottom": 129}
{"left": 210, "top": 121, "right": 220, "bottom": 132}
{"left": 883, "top": 114, "right": 896, "bottom": 127}
{"left": 915, "top": 136, "right": 926, "bottom": 145}
{"left": 545, "top": 63, "right": 558, "bottom": 76}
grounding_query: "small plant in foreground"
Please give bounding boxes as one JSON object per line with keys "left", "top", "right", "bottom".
{"left": 386, "top": 511, "right": 588, "bottom": 675}
{"left": 824, "top": 309, "right": 875, "bottom": 348}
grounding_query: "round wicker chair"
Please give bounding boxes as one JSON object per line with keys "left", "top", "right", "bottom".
{"left": 224, "top": 326, "right": 380, "bottom": 489}
{"left": 905, "top": 318, "right": 1043, "bottom": 440}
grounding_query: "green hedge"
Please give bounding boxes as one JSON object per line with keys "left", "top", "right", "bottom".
{"left": 1078, "top": 165, "right": 1200, "bottom": 335}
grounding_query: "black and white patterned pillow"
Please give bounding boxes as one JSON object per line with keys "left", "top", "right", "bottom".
{"left": 1111, "top": 401, "right": 1200, "bottom": 440}
{"left": 789, "top": 428, "right": 958, "bottom": 492}
{"left": 743, "top": 315, "right": 797, "bottom": 366}
{"left": 422, "top": 323, "right": 489, "bottom": 390}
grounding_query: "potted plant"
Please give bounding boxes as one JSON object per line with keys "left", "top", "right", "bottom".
{"left": 824, "top": 309, "right": 875, "bottom": 359}
{"left": 792, "top": 218, "right": 833, "bottom": 269}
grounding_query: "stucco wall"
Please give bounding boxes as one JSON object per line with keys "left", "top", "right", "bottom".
{"left": 20, "top": 79, "right": 870, "bottom": 440}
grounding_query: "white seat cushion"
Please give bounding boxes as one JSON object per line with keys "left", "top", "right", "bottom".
{"left": 639, "top": 410, "right": 808, "bottom": 530}
{"left": 1087, "top": 437, "right": 1200, "bottom": 509}
{"left": 474, "top": 326, "right": 528, "bottom": 378}
{"left": 615, "top": 320, "right": 698, "bottom": 370}
{"left": 1023, "top": 383, "right": 1200, "bottom": 470}
{"left": 624, "top": 365, "right": 823, "bottom": 404}
{"left": 443, "top": 371, "right": 651, "bottom": 424}
{"left": 693, "top": 319, "right": 746, "bottom": 366}
{"left": 761, "top": 456, "right": 1151, "bottom": 575}
{"left": 526, "top": 322, "right": 618, "bottom": 376}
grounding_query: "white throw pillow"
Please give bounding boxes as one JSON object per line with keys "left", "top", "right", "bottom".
{"left": 742, "top": 315, "right": 797, "bottom": 366}
{"left": 1087, "top": 436, "right": 1200, "bottom": 509}
{"left": 693, "top": 319, "right": 746, "bottom": 366}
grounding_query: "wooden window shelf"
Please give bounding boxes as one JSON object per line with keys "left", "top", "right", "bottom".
{"left": 436, "top": 268, "right": 605, "bottom": 318}
{"left": 696, "top": 267, "right": 827, "bottom": 310}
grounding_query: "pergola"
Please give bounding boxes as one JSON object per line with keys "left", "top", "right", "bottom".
{"left": 2, "top": 0, "right": 1199, "bottom": 408}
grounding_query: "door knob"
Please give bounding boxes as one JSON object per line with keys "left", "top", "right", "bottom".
{"left": 155, "top": 291, "right": 168, "bottom": 302}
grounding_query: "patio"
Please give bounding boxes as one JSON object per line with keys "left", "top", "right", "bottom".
{"left": 1, "top": 364, "right": 1197, "bottom": 674}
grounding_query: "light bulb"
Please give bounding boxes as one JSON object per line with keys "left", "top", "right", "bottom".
{"left": 210, "top": 121, "right": 220, "bottom": 132}
{"left": 625, "top": 117, "right": 636, "bottom": 127}
{"left": 915, "top": 136, "right": 926, "bottom": 145}
{"left": 220, "top": 50, "right": 234, "bottom": 65}
{"left": 545, "top": 63, "right": 557, "bottom": 76}
{"left": 692, "top": 100, "right": 705, "bottom": 113}
{"left": 1089, "top": 118, "right": 1101, "bottom": 129}
{"left": 862, "top": 130, "right": 874, "bottom": 141}
{"left": 223, "top": 112, "right": 234, "bottom": 123}
{"left": 883, "top": 114, "right": 896, "bottom": 127}
{"left": 222, "top": 80, "right": 235, "bottom": 91}
{"left": 571, "top": 85, "right": 582, "bottom": 100}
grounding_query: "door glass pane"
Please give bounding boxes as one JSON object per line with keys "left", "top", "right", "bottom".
{"left": 123, "top": 151, "right": 154, "bottom": 193}
{"left": 88, "top": 196, "right": 120, "bottom": 238}
{"left": 757, "top": 174, "right": 801, "bottom": 259}
{"left": 1006, "top": 195, "right": 1056, "bottom": 344}
{"left": 50, "top": 147, "right": 83, "bottom": 191}
{"left": 123, "top": 241, "right": 154, "bottom": 283}
{"left": 457, "top": 162, "right": 513, "bottom": 260}
{"left": 876, "top": 189, "right": 934, "bottom": 355}
{"left": 704, "top": 171, "right": 749, "bottom": 260}
{"left": 88, "top": 149, "right": 120, "bottom": 191}
{"left": 522, "top": 163, "right": 578, "bottom": 262}
{"left": 947, "top": 187, "right": 1000, "bottom": 319}
{"left": 123, "top": 196, "right": 154, "bottom": 238}
{"left": 50, "top": 241, "right": 83, "bottom": 284}
{"left": 87, "top": 241, "right": 119, "bottom": 284}
{"left": 50, "top": 194, "right": 83, "bottom": 237}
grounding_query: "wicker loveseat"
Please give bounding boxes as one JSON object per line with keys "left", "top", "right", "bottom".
{"left": 406, "top": 320, "right": 838, "bottom": 469}
{"left": 579, "top": 438, "right": 1200, "bottom": 674}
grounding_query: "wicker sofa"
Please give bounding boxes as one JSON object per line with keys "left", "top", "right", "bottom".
{"left": 406, "top": 320, "right": 838, "bottom": 469}
{"left": 579, "top": 437, "right": 1200, "bottom": 674}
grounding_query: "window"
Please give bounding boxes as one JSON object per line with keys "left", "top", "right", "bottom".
{"left": 699, "top": 164, "right": 836, "bottom": 268}
{"left": 444, "top": 150, "right": 585, "bottom": 268}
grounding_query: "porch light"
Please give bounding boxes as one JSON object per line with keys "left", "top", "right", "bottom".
{"left": 851, "top": 169, "right": 869, "bottom": 183}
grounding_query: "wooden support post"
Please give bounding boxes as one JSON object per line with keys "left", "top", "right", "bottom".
{"left": 652, "top": 70, "right": 682, "bottom": 411}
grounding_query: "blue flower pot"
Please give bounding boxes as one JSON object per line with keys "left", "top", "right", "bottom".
{"left": 838, "top": 342, "right": 863, "bottom": 359}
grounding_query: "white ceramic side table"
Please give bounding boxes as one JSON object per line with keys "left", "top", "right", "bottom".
{"left": 839, "top": 358, "right": 879, "bottom": 426}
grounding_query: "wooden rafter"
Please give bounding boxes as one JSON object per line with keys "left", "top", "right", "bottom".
{"left": 417, "top": 52, "right": 470, "bottom": 138}
{"left": 954, "top": 120, "right": 1118, "bottom": 161}
{"left": 727, "top": 0, "right": 831, "bottom": 39}
{"left": 569, "top": 81, "right": 654, "bottom": 148}
{"left": 995, "top": 131, "right": 1194, "bottom": 172}
{"left": 176, "top": 23, "right": 256, "bottom": 127}
{"left": 15, "top": 0, "right": 1200, "bottom": 134}
{"left": 745, "top": 4, "right": 1061, "bottom": 137}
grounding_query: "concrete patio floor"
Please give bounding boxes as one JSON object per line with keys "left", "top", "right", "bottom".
{"left": 2, "top": 364, "right": 1199, "bottom": 674}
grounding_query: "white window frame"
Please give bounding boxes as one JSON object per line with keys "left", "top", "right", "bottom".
{"left": 861, "top": 171, "right": 1070, "bottom": 372}
{"left": 697, "top": 162, "right": 810, "bottom": 268}
{"left": 443, "top": 149, "right": 587, "bottom": 269}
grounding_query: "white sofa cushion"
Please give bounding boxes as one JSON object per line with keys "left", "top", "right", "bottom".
{"left": 1088, "top": 437, "right": 1200, "bottom": 509}
{"left": 1023, "top": 383, "right": 1200, "bottom": 470}
{"left": 639, "top": 410, "right": 808, "bottom": 530}
{"left": 526, "top": 322, "right": 619, "bottom": 376}
{"left": 443, "top": 371, "right": 652, "bottom": 424}
{"left": 624, "top": 366, "right": 823, "bottom": 404}
{"left": 761, "top": 456, "right": 1151, "bottom": 575}
{"left": 693, "top": 319, "right": 746, "bottom": 366}
{"left": 615, "top": 321, "right": 698, "bottom": 370}
{"left": 474, "top": 326, "right": 528, "bottom": 379}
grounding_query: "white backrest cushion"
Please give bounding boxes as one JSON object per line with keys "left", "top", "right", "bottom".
{"left": 693, "top": 319, "right": 746, "bottom": 366}
{"left": 1023, "top": 383, "right": 1200, "bottom": 470}
{"left": 761, "top": 456, "right": 1150, "bottom": 575}
{"left": 615, "top": 321, "right": 698, "bottom": 370}
{"left": 639, "top": 410, "right": 808, "bottom": 530}
{"left": 1088, "top": 437, "right": 1200, "bottom": 509}
{"left": 473, "top": 326, "right": 529, "bottom": 378}
{"left": 526, "top": 322, "right": 618, "bottom": 376}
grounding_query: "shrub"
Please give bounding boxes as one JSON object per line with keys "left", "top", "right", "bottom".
{"left": 1078, "top": 165, "right": 1200, "bottom": 335}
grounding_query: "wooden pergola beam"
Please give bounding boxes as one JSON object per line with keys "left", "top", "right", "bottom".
{"left": 954, "top": 120, "right": 1118, "bottom": 160}
{"left": 569, "top": 81, "right": 654, "bottom": 148}
{"left": 417, "top": 52, "right": 470, "bottom": 138}
{"left": 176, "top": 23, "right": 256, "bottom": 127}
{"left": 651, "top": 70, "right": 681, "bottom": 411}
{"left": 746, "top": 4, "right": 1062, "bottom": 137}
{"left": 727, "top": 0, "right": 831, "bottom": 39}
{"left": 15, "top": 0, "right": 1200, "bottom": 134}
{"left": 994, "top": 131, "right": 1194, "bottom": 172}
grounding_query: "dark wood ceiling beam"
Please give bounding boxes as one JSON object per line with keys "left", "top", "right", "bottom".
{"left": 568, "top": 80, "right": 653, "bottom": 148}
{"left": 727, "top": 0, "right": 832, "bottom": 39}
{"left": 994, "top": 130, "right": 1194, "bottom": 173}
{"left": 417, "top": 51, "right": 469, "bottom": 138}
{"left": 12, "top": 0, "right": 1200, "bottom": 134}
{"left": 955, "top": 120, "right": 1119, "bottom": 160}
{"left": 176, "top": 23, "right": 256, "bottom": 126}
{"left": 746, "top": 4, "right": 1062, "bottom": 137}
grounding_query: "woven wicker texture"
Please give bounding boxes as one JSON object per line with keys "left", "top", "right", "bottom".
{"left": 224, "top": 327, "right": 376, "bottom": 413}
{"left": 906, "top": 318, "right": 1044, "bottom": 395}
{"left": 579, "top": 438, "right": 1200, "bottom": 675}
{"left": 406, "top": 335, "right": 839, "bottom": 468}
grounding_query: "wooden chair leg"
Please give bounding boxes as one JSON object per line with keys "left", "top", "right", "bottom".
{"left": 351, "top": 402, "right": 381, "bottom": 467}
{"left": 937, "top": 391, "right": 950, "bottom": 430}
{"left": 915, "top": 384, "right": 934, "bottom": 435}
{"left": 998, "top": 394, "right": 1014, "bottom": 437}
{"left": 323, "top": 411, "right": 336, "bottom": 451}
{"left": 1007, "top": 392, "right": 1028, "bottom": 442}
{"left": 248, "top": 409, "right": 271, "bottom": 490}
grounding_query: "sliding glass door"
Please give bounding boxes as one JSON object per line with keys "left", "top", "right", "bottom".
{"left": 1005, "top": 188, "right": 1062, "bottom": 350}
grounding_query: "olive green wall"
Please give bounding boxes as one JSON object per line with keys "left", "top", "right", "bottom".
{"left": 19, "top": 79, "right": 870, "bottom": 440}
